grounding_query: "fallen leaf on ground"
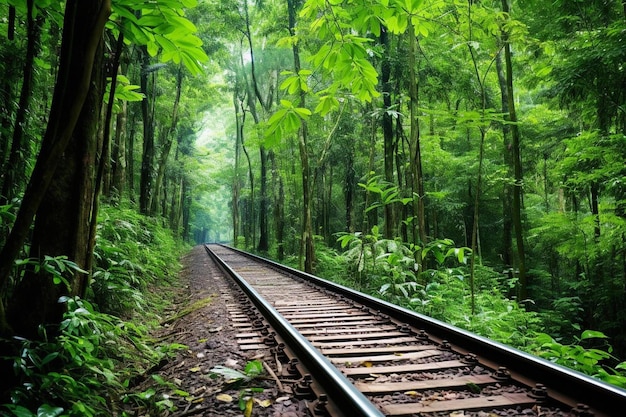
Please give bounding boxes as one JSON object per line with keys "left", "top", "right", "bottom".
{"left": 216, "top": 393, "right": 233, "bottom": 403}
{"left": 254, "top": 398, "right": 272, "bottom": 408}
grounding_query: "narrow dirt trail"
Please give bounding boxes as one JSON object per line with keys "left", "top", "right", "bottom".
{"left": 124, "top": 245, "right": 307, "bottom": 417}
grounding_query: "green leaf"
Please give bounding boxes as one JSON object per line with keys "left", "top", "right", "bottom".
{"left": 280, "top": 99, "right": 294, "bottom": 109}
{"left": 147, "top": 41, "right": 159, "bottom": 57}
{"left": 244, "top": 360, "right": 263, "bottom": 377}
{"left": 111, "top": 6, "right": 139, "bottom": 23}
{"left": 314, "top": 95, "right": 339, "bottom": 116}
{"left": 36, "top": 404, "right": 64, "bottom": 417}
{"left": 293, "top": 107, "right": 312, "bottom": 119}
{"left": 171, "top": 15, "right": 198, "bottom": 33}
{"left": 5, "top": 405, "right": 35, "bottom": 417}
{"left": 267, "top": 108, "right": 288, "bottom": 126}
{"left": 137, "top": 15, "right": 165, "bottom": 28}
{"left": 280, "top": 75, "right": 300, "bottom": 94}
{"left": 40, "top": 352, "right": 60, "bottom": 366}
{"left": 181, "top": 52, "right": 203, "bottom": 75}
{"left": 580, "top": 330, "right": 608, "bottom": 340}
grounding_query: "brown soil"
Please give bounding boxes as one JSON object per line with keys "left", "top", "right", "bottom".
{"left": 123, "top": 245, "right": 310, "bottom": 417}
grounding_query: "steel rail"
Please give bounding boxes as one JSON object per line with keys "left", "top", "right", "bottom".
{"left": 218, "top": 244, "right": 626, "bottom": 416}
{"left": 204, "top": 244, "right": 385, "bottom": 417}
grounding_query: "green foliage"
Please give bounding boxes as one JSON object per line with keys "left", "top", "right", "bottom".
{"left": 0, "top": 203, "right": 17, "bottom": 225}
{"left": 359, "top": 173, "right": 414, "bottom": 214}
{"left": 104, "top": 74, "right": 145, "bottom": 113}
{"left": 210, "top": 359, "right": 264, "bottom": 388}
{"left": 210, "top": 360, "right": 266, "bottom": 416}
{"left": 311, "top": 239, "right": 347, "bottom": 282}
{"left": 2, "top": 297, "right": 182, "bottom": 416}
{"left": 529, "top": 331, "right": 626, "bottom": 388}
{"left": 121, "top": 375, "right": 187, "bottom": 414}
{"left": 336, "top": 227, "right": 473, "bottom": 310}
{"left": 91, "top": 205, "right": 183, "bottom": 316}
{"left": 264, "top": 99, "right": 312, "bottom": 147}
{"left": 318, "top": 229, "right": 626, "bottom": 385}
{"left": 209, "top": 360, "right": 267, "bottom": 415}
{"left": 1, "top": 205, "right": 186, "bottom": 415}
{"left": 110, "top": 0, "right": 208, "bottom": 74}
{"left": 13, "top": 256, "right": 87, "bottom": 292}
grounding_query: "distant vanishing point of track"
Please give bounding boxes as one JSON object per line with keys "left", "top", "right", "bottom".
{"left": 205, "top": 244, "right": 626, "bottom": 417}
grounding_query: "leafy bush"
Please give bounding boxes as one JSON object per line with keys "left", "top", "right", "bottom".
{"left": 2, "top": 297, "right": 179, "bottom": 417}
{"left": 2, "top": 204, "right": 187, "bottom": 416}
{"left": 90, "top": 205, "right": 183, "bottom": 316}
{"left": 312, "top": 237, "right": 347, "bottom": 280}
{"left": 529, "top": 330, "right": 626, "bottom": 388}
{"left": 315, "top": 231, "right": 626, "bottom": 387}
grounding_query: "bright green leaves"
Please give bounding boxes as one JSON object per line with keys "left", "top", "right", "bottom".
{"left": 403, "top": 0, "right": 424, "bottom": 14}
{"left": 105, "top": 75, "right": 144, "bottom": 112}
{"left": 299, "top": 1, "right": 386, "bottom": 105}
{"left": 307, "top": 35, "right": 380, "bottom": 104}
{"left": 110, "top": 0, "right": 208, "bottom": 74}
{"left": 264, "top": 100, "right": 312, "bottom": 147}
{"left": 314, "top": 95, "right": 339, "bottom": 117}
{"left": 280, "top": 70, "right": 311, "bottom": 95}
{"left": 359, "top": 173, "right": 413, "bottom": 214}
{"left": 379, "top": 0, "right": 435, "bottom": 35}
{"left": 297, "top": 0, "right": 441, "bottom": 108}
{"left": 271, "top": 0, "right": 443, "bottom": 143}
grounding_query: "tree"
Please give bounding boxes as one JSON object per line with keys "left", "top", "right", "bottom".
{"left": 0, "top": 0, "right": 209, "bottom": 336}
{"left": 499, "top": 0, "right": 527, "bottom": 299}
{"left": 0, "top": 0, "right": 111, "bottom": 336}
{"left": 0, "top": 0, "right": 46, "bottom": 205}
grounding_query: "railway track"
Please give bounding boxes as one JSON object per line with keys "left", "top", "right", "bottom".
{"left": 205, "top": 244, "right": 626, "bottom": 416}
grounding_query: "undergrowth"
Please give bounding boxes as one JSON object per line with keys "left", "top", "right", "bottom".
{"left": 308, "top": 233, "right": 626, "bottom": 388}
{"left": 1, "top": 204, "right": 187, "bottom": 416}
{"left": 91, "top": 206, "right": 183, "bottom": 317}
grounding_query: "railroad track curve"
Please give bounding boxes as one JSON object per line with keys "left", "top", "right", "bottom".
{"left": 205, "top": 244, "right": 626, "bottom": 417}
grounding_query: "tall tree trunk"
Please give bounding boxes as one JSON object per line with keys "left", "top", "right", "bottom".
{"left": 258, "top": 146, "right": 269, "bottom": 252}
{"left": 242, "top": 0, "right": 270, "bottom": 253}
{"left": 496, "top": 52, "right": 514, "bottom": 268}
{"left": 127, "top": 111, "right": 137, "bottom": 203}
{"left": 345, "top": 145, "right": 355, "bottom": 233}
{"left": 232, "top": 90, "right": 242, "bottom": 245}
{"left": 288, "top": 0, "right": 314, "bottom": 272}
{"left": 139, "top": 47, "right": 155, "bottom": 215}
{"left": 407, "top": 25, "right": 427, "bottom": 259}
{"left": 110, "top": 100, "right": 127, "bottom": 199}
{"left": 395, "top": 116, "right": 409, "bottom": 242}
{"left": 238, "top": 97, "right": 255, "bottom": 249}
{"left": 181, "top": 177, "right": 191, "bottom": 242}
{"left": 270, "top": 151, "right": 285, "bottom": 260}
{"left": 381, "top": 26, "right": 395, "bottom": 239}
{"left": 0, "top": 60, "right": 15, "bottom": 178}
{"left": 107, "top": 33, "right": 126, "bottom": 201}
{"left": 86, "top": 31, "right": 123, "bottom": 281}
{"left": 1, "top": 0, "right": 43, "bottom": 205}
{"left": 501, "top": 0, "right": 527, "bottom": 299}
{"left": 151, "top": 67, "right": 183, "bottom": 215}
{"left": 0, "top": 0, "right": 111, "bottom": 336}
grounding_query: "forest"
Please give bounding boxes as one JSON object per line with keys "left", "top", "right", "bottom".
{"left": 0, "top": 0, "right": 625, "bottom": 415}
